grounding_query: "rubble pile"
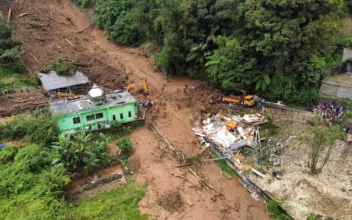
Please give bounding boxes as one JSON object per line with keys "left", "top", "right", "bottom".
{"left": 193, "top": 112, "right": 267, "bottom": 157}
{"left": 256, "top": 135, "right": 296, "bottom": 166}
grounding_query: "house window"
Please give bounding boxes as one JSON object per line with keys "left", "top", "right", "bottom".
{"left": 96, "top": 113, "right": 104, "bottom": 119}
{"left": 120, "top": 113, "right": 124, "bottom": 119}
{"left": 113, "top": 115, "right": 116, "bottom": 120}
{"left": 86, "top": 114, "right": 95, "bottom": 121}
{"left": 128, "top": 111, "right": 132, "bottom": 118}
{"left": 73, "top": 117, "right": 81, "bottom": 124}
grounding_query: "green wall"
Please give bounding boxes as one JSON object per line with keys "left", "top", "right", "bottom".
{"left": 57, "top": 103, "right": 137, "bottom": 133}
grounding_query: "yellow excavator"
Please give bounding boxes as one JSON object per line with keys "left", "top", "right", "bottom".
{"left": 125, "top": 79, "right": 148, "bottom": 93}
{"left": 57, "top": 92, "right": 76, "bottom": 99}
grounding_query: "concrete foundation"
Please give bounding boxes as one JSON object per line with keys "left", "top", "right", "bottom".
{"left": 320, "top": 80, "right": 352, "bottom": 100}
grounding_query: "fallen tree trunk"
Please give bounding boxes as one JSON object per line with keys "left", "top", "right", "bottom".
{"left": 7, "top": 8, "right": 11, "bottom": 22}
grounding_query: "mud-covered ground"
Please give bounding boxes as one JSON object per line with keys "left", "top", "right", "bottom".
{"left": 248, "top": 119, "right": 352, "bottom": 219}
{"left": 2, "top": 0, "right": 270, "bottom": 219}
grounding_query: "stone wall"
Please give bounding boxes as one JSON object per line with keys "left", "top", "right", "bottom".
{"left": 342, "top": 48, "right": 352, "bottom": 62}
{"left": 320, "top": 80, "right": 352, "bottom": 100}
{"left": 263, "top": 107, "right": 315, "bottom": 122}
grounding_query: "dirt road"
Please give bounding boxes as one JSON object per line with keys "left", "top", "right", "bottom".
{"left": 7, "top": 0, "right": 269, "bottom": 219}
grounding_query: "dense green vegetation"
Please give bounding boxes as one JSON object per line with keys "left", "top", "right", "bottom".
{"left": 0, "top": 143, "right": 147, "bottom": 220}
{"left": 52, "top": 132, "right": 111, "bottom": 172}
{"left": 0, "top": 110, "right": 146, "bottom": 219}
{"left": 0, "top": 18, "right": 28, "bottom": 90}
{"left": 80, "top": 0, "right": 352, "bottom": 104}
{"left": 0, "top": 109, "right": 60, "bottom": 146}
{"left": 0, "top": 145, "right": 70, "bottom": 219}
{"left": 0, "top": 19, "right": 22, "bottom": 66}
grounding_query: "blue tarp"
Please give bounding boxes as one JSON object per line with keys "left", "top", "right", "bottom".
{"left": 0, "top": 144, "right": 6, "bottom": 150}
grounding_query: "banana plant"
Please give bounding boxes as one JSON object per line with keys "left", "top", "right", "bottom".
{"left": 255, "top": 73, "right": 271, "bottom": 91}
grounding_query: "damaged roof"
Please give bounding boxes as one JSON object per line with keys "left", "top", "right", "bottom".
{"left": 50, "top": 91, "right": 137, "bottom": 115}
{"left": 37, "top": 70, "right": 90, "bottom": 91}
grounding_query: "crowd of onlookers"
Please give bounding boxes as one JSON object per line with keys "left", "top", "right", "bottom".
{"left": 307, "top": 102, "right": 344, "bottom": 123}
{"left": 0, "top": 87, "right": 30, "bottom": 96}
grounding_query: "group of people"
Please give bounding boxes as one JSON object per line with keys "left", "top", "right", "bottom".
{"left": 308, "top": 103, "right": 344, "bottom": 123}
{"left": 139, "top": 100, "right": 167, "bottom": 112}
{"left": 0, "top": 87, "right": 29, "bottom": 96}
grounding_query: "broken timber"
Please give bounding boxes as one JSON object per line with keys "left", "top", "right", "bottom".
{"left": 148, "top": 121, "right": 186, "bottom": 164}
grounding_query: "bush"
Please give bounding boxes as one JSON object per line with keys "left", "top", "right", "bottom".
{"left": 52, "top": 132, "right": 111, "bottom": 172}
{"left": 116, "top": 136, "right": 132, "bottom": 164}
{"left": 72, "top": 0, "right": 95, "bottom": 8}
{"left": 0, "top": 144, "right": 70, "bottom": 219}
{"left": 0, "top": 108, "right": 60, "bottom": 146}
{"left": 307, "top": 213, "right": 323, "bottom": 220}
{"left": 267, "top": 200, "right": 291, "bottom": 220}
{"left": 0, "top": 146, "right": 18, "bottom": 164}
{"left": 50, "top": 58, "right": 77, "bottom": 77}
{"left": 0, "top": 19, "right": 22, "bottom": 63}
{"left": 14, "top": 144, "right": 53, "bottom": 172}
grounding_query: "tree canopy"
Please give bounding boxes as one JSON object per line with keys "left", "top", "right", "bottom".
{"left": 87, "top": 0, "right": 348, "bottom": 104}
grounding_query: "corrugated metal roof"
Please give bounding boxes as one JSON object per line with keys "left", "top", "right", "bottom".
{"left": 37, "top": 70, "right": 90, "bottom": 91}
{"left": 50, "top": 91, "right": 137, "bottom": 115}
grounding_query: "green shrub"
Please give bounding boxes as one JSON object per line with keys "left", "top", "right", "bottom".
{"left": 0, "top": 20, "right": 22, "bottom": 63}
{"left": 14, "top": 144, "right": 53, "bottom": 172}
{"left": 72, "top": 0, "right": 95, "bottom": 8}
{"left": 52, "top": 132, "right": 111, "bottom": 172}
{"left": 307, "top": 213, "right": 323, "bottom": 220}
{"left": 0, "top": 108, "right": 60, "bottom": 146}
{"left": 0, "top": 146, "right": 18, "bottom": 164}
{"left": 0, "top": 144, "right": 70, "bottom": 219}
{"left": 267, "top": 200, "right": 291, "bottom": 220}
{"left": 50, "top": 58, "right": 77, "bottom": 77}
{"left": 116, "top": 136, "right": 132, "bottom": 164}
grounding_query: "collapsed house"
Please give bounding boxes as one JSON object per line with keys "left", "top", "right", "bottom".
{"left": 193, "top": 112, "right": 266, "bottom": 171}
{"left": 37, "top": 70, "right": 90, "bottom": 96}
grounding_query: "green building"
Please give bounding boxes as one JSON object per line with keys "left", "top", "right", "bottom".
{"left": 50, "top": 85, "right": 138, "bottom": 134}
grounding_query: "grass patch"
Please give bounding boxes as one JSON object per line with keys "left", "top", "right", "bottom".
{"left": 0, "top": 65, "right": 37, "bottom": 89}
{"left": 260, "top": 116, "right": 279, "bottom": 137}
{"left": 267, "top": 200, "right": 292, "bottom": 220}
{"left": 211, "top": 151, "right": 237, "bottom": 179}
{"left": 71, "top": 177, "right": 148, "bottom": 220}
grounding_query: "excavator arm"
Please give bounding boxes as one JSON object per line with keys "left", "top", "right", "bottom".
{"left": 140, "top": 79, "right": 148, "bottom": 92}
{"left": 126, "top": 83, "right": 136, "bottom": 91}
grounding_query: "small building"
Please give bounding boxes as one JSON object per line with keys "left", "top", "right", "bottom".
{"left": 50, "top": 85, "right": 138, "bottom": 134}
{"left": 37, "top": 70, "right": 90, "bottom": 96}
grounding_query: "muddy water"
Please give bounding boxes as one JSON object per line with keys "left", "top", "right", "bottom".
{"left": 67, "top": 164, "right": 124, "bottom": 191}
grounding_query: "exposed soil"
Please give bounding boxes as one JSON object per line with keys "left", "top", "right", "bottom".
{"left": 247, "top": 118, "right": 352, "bottom": 220}
{"left": 4, "top": 1, "right": 269, "bottom": 219}
{"left": 129, "top": 128, "right": 268, "bottom": 220}
{"left": 0, "top": 89, "right": 47, "bottom": 117}
{"left": 157, "top": 190, "right": 184, "bottom": 212}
